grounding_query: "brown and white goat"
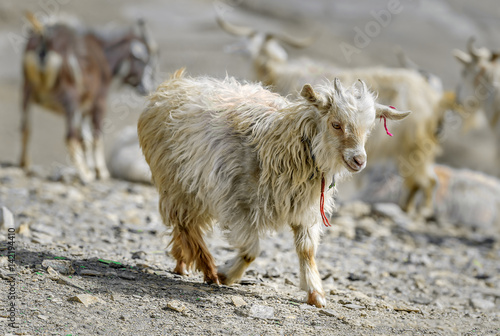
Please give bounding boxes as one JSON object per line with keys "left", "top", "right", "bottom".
{"left": 218, "top": 17, "right": 446, "bottom": 217}
{"left": 138, "top": 68, "right": 410, "bottom": 307}
{"left": 454, "top": 38, "right": 500, "bottom": 174}
{"left": 21, "top": 12, "right": 157, "bottom": 182}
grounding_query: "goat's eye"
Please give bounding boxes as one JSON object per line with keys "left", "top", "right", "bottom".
{"left": 332, "top": 123, "right": 342, "bottom": 130}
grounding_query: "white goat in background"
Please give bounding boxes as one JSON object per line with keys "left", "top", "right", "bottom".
{"left": 454, "top": 38, "right": 500, "bottom": 174}
{"left": 138, "top": 68, "right": 410, "bottom": 307}
{"left": 218, "top": 16, "right": 448, "bottom": 217}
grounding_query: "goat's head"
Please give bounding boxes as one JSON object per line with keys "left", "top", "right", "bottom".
{"left": 119, "top": 19, "right": 158, "bottom": 95}
{"left": 453, "top": 37, "right": 499, "bottom": 114}
{"left": 216, "top": 15, "right": 314, "bottom": 63}
{"left": 301, "top": 79, "right": 411, "bottom": 175}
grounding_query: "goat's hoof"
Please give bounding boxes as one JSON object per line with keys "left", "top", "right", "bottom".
{"left": 217, "top": 272, "right": 232, "bottom": 285}
{"left": 204, "top": 274, "right": 220, "bottom": 285}
{"left": 96, "top": 169, "right": 110, "bottom": 180}
{"left": 307, "top": 291, "right": 326, "bottom": 308}
{"left": 173, "top": 262, "right": 189, "bottom": 276}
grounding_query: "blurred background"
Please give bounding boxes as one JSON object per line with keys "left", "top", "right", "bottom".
{"left": 0, "top": 0, "right": 499, "bottom": 185}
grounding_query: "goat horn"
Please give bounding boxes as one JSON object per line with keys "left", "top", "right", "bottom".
{"left": 274, "top": 32, "right": 317, "bottom": 49}
{"left": 467, "top": 37, "right": 481, "bottom": 59}
{"left": 334, "top": 78, "right": 344, "bottom": 93}
{"left": 357, "top": 79, "right": 367, "bottom": 95}
{"left": 216, "top": 15, "right": 256, "bottom": 37}
{"left": 137, "top": 19, "right": 158, "bottom": 53}
{"left": 25, "top": 11, "right": 44, "bottom": 34}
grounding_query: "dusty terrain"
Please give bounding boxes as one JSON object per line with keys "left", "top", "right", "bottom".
{"left": 0, "top": 164, "right": 499, "bottom": 335}
{"left": 0, "top": 0, "right": 500, "bottom": 335}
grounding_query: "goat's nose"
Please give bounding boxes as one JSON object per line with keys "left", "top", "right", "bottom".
{"left": 353, "top": 155, "right": 366, "bottom": 168}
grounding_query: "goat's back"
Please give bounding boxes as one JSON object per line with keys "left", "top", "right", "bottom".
{"left": 138, "top": 75, "right": 286, "bottom": 221}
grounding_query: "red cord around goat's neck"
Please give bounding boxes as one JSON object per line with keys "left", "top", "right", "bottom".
{"left": 320, "top": 175, "right": 331, "bottom": 227}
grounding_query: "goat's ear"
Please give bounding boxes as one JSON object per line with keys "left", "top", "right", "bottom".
{"left": 453, "top": 49, "right": 472, "bottom": 65}
{"left": 375, "top": 103, "right": 411, "bottom": 121}
{"left": 301, "top": 84, "right": 320, "bottom": 104}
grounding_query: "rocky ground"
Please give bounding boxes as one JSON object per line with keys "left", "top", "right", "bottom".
{"left": 0, "top": 164, "right": 499, "bottom": 336}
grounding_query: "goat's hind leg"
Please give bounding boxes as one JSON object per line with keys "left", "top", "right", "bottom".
{"left": 170, "top": 225, "right": 219, "bottom": 284}
{"left": 292, "top": 222, "right": 325, "bottom": 308}
{"left": 163, "top": 198, "right": 219, "bottom": 284}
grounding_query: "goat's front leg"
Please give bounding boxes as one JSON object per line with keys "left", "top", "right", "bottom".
{"left": 64, "top": 93, "right": 94, "bottom": 183}
{"left": 291, "top": 222, "right": 325, "bottom": 308}
{"left": 20, "top": 82, "right": 32, "bottom": 170}
{"left": 91, "top": 97, "right": 110, "bottom": 180}
{"left": 218, "top": 229, "right": 260, "bottom": 285}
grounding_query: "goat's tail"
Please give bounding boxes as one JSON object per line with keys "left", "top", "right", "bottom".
{"left": 170, "top": 67, "right": 186, "bottom": 79}
{"left": 25, "top": 11, "right": 44, "bottom": 34}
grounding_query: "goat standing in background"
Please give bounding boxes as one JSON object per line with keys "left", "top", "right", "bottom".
{"left": 454, "top": 38, "right": 500, "bottom": 175}
{"left": 218, "top": 16, "right": 446, "bottom": 217}
{"left": 138, "top": 69, "right": 410, "bottom": 307}
{"left": 21, "top": 12, "right": 158, "bottom": 182}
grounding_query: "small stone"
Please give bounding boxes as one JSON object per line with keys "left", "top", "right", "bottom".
{"left": 167, "top": 300, "right": 187, "bottom": 312}
{"left": 347, "top": 273, "right": 367, "bottom": 282}
{"left": 319, "top": 308, "right": 338, "bottom": 317}
{"left": 37, "top": 314, "right": 49, "bottom": 320}
{"left": 42, "top": 260, "right": 75, "bottom": 275}
{"left": 284, "top": 278, "right": 296, "bottom": 286}
{"left": 0, "top": 206, "right": 16, "bottom": 230}
{"left": 68, "top": 294, "right": 103, "bottom": 307}
{"left": 80, "top": 269, "right": 102, "bottom": 276}
{"left": 46, "top": 266, "right": 60, "bottom": 280}
{"left": 410, "top": 295, "right": 433, "bottom": 305}
{"left": 231, "top": 296, "right": 247, "bottom": 307}
{"left": 394, "top": 305, "right": 421, "bottom": 313}
{"left": 56, "top": 277, "right": 86, "bottom": 291}
{"left": 0, "top": 256, "right": 8, "bottom": 268}
{"left": 470, "top": 298, "right": 495, "bottom": 311}
{"left": 343, "top": 303, "right": 365, "bottom": 310}
{"left": 118, "top": 273, "right": 136, "bottom": 280}
{"left": 249, "top": 304, "right": 274, "bottom": 319}
{"left": 131, "top": 251, "right": 147, "bottom": 260}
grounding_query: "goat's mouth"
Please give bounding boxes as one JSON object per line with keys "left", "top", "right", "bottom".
{"left": 343, "top": 157, "right": 363, "bottom": 173}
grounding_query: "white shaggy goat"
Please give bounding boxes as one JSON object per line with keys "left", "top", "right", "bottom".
{"left": 454, "top": 38, "right": 500, "bottom": 174}
{"left": 218, "top": 17, "right": 447, "bottom": 216}
{"left": 137, "top": 68, "right": 410, "bottom": 307}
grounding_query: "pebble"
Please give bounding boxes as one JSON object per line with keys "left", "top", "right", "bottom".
{"left": 319, "top": 309, "right": 338, "bottom": 317}
{"left": 118, "top": 273, "right": 136, "bottom": 280}
{"left": 470, "top": 298, "right": 495, "bottom": 311}
{"left": 0, "top": 206, "right": 16, "bottom": 230}
{"left": 248, "top": 304, "right": 275, "bottom": 319}
{"left": 68, "top": 294, "right": 103, "bottom": 307}
{"left": 231, "top": 296, "right": 247, "bottom": 307}
{"left": 80, "top": 269, "right": 102, "bottom": 276}
{"left": 131, "top": 251, "right": 147, "bottom": 260}
{"left": 46, "top": 266, "right": 60, "bottom": 280}
{"left": 343, "top": 303, "right": 365, "bottom": 310}
{"left": 167, "top": 300, "right": 187, "bottom": 313}
{"left": 42, "top": 259, "right": 75, "bottom": 275}
{"left": 0, "top": 256, "right": 8, "bottom": 268}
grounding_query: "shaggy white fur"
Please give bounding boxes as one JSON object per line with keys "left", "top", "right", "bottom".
{"left": 137, "top": 69, "right": 410, "bottom": 307}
